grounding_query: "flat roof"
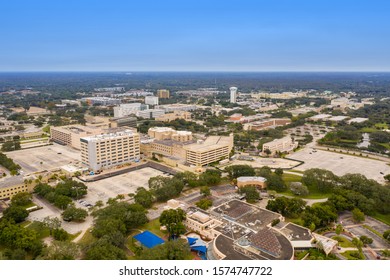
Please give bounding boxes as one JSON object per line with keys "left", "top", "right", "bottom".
{"left": 81, "top": 129, "right": 138, "bottom": 141}
{"left": 328, "top": 116, "right": 349, "bottom": 121}
{"left": 281, "top": 223, "right": 313, "bottom": 241}
{"left": 237, "top": 176, "right": 267, "bottom": 183}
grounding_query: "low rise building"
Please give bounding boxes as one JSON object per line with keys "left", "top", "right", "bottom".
{"left": 247, "top": 118, "right": 291, "bottom": 131}
{"left": 145, "top": 127, "right": 233, "bottom": 167}
{"left": 262, "top": 136, "right": 298, "bottom": 156}
{"left": 113, "top": 103, "right": 149, "bottom": 118}
{"left": 155, "top": 111, "right": 192, "bottom": 122}
{"left": 145, "top": 96, "right": 159, "bottom": 106}
{"left": 80, "top": 129, "right": 140, "bottom": 171}
{"left": 137, "top": 109, "right": 166, "bottom": 119}
{"left": 237, "top": 176, "right": 267, "bottom": 189}
{"left": 185, "top": 210, "right": 222, "bottom": 240}
{"left": 156, "top": 104, "right": 197, "bottom": 113}
{"left": 109, "top": 116, "right": 137, "bottom": 128}
{"left": 50, "top": 125, "right": 103, "bottom": 150}
{"left": 82, "top": 97, "right": 121, "bottom": 106}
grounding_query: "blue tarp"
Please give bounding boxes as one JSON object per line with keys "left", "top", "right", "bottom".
{"left": 133, "top": 231, "right": 165, "bottom": 248}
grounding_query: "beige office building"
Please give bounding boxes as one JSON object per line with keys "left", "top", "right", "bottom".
{"left": 184, "top": 135, "right": 234, "bottom": 166}
{"left": 262, "top": 136, "right": 298, "bottom": 156}
{"left": 155, "top": 111, "right": 192, "bottom": 122}
{"left": 50, "top": 125, "right": 103, "bottom": 150}
{"left": 157, "top": 89, "right": 170, "bottom": 99}
{"left": 146, "top": 127, "right": 233, "bottom": 167}
{"left": 80, "top": 129, "right": 140, "bottom": 171}
{"left": 148, "top": 127, "right": 193, "bottom": 142}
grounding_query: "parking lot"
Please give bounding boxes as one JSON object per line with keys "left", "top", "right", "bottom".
{"left": 228, "top": 157, "right": 299, "bottom": 169}
{"left": 82, "top": 167, "right": 170, "bottom": 204}
{"left": 289, "top": 148, "right": 390, "bottom": 183}
{"left": 6, "top": 143, "right": 80, "bottom": 174}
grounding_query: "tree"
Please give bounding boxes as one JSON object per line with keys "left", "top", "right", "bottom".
{"left": 62, "top": 206, "right": 88, "bottom": 222}
{"left": 53, "top": 228, "right": 69, "bottom": 241}
{"left": 383, "top": 230, "right": 390, "bottom": 241}
{"left": 266, "top": 196, "right": 307, "bottom": 218}
{"left": 302, "top": 168, "right": 338, "bottom": 193}
{"left": 225, "top": 165, "right": 255, "bottom": 179}
{"left": 3, "top": 205, "right": 29, "bottom": 223}
{"left": 275, "top": 168, "right": 284, "bottom": 176}
{"left": 200, "top": 186, "right": 211, "bottom": 197}
{"left": 92, "top": 202, "right": 148, "bottom": 238}
{"left": 54, "top": 195, "right": 73, "bottom": 210}
{"left": 352, "top": 208, "right": 365, "bottom": 223}
{"left": 267, "top": 174, "right": 286, "bottom": 192}
{"left": 359, "top": 235, "right": 373, "bottom": 245}
{"left": 42, "top": 217, "right": 62, "bottom": 235}
{"left": 352, "top": 237, "right": 364, "bottom": 252}
{"left": 134, "top": 187, "right": 154, "bottom": 209}
{"left": 10, "top": 192, "right": 32, "bottom": 206}
{"left": 85, "top": 240, "right": 127, "bottom": 260}
{"left": 264, "top": 149, "right": 272, "bottom": 156}
{"left": 238, "top": 186, "right": 260, "bottom": 203}
{"left": 138, "top": 239, "right": 191, "bottom": 260}
{"left": 159, "top": 208, "right": 186, "bottom": 239}
{"left": 199, "top": 169, "right": 222, "bottom": 186}
{"left": 335, "top": 224, "right": 343, "bottom": 235}
{"left": 289, "top": 182, "right": 309, "bottom": 196}
{"left": 0, "top": 220, "right": 43, "bottom": 257}
{"left": 41, "top": 241, "right": 81, "bottom": 260}
{"left": 384, "top": 174, "right": 390, "bottom": 182}
{"left": 196, "top": 198, "right": 213, "bottom": 210}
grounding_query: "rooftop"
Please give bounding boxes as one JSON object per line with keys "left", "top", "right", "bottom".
{"left": 237, "top": 176, "right": 267, "bottom": 183}
{"left": 213, "top": 200, "right": 253, "bottom": 220}
{"left": 280, "top": 223, "right": 313, "bottom": 241}
{"left": 248, "top": 228, "right": 282, "bottom": 257}
{"left": 81, "top": 129, "right": 138, "bottom": 142}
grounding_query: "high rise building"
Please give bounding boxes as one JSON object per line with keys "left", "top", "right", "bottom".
{"left": 157, "top": 89, "right": 170, "bottom": 99}
{"left": 80, "top": 129, "right": 140, "bottom": 171}
{"left": 230, "top": 87, "right": 238, "bottom": 103}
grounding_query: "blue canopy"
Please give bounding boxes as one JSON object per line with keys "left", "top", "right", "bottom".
{"left": 133, "top": 231, "right": 165, "bottom": 248}
{"left": 187, "top": 237, "right": 198, "bottom": 245}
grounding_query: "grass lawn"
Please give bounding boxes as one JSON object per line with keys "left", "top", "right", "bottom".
{"left": 362, "top": 225, "right": 385, "bottom": 239}
{"left": 26, "top": 221, "right": 50, "bottom": 239}
{"left": 370, "top": 213, "right": 390, "bottom": 226}
{"left": 360, "top": 127, "right": 378, "bottom": 133}
{"left": 77, "top": 228, "right": 97, "bottom": 246}
{"left": 332, "top": 235, "right": 355, "bottom": 248}
{"left": 341, "top": 250, "right": 365, "bottom": 260}
{"left": 294, "top": 250, "right": 309, "bottom": 260}
{"left": 280, "top": 173, "right": 330, "bottom": 199}
{"left": 282, "top": 173, "right": 302, "bottom": 184}
{"left": 375, "top": 123, "right": 389, "bottom": 130}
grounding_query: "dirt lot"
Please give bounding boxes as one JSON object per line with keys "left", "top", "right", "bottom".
{"left": 6, "top": 143, "right": 80, "bottom": 174}
{"left": 289, "top": 148, "right": 390, "bottom": 183}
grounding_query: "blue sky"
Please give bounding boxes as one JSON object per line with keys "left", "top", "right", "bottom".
{"left": 1, "top": 0, "right": 389, "bottom": 71}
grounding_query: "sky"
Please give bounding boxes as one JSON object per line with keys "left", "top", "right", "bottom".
{"left": 1, "top": 0, "right": 390, "bottom": 72}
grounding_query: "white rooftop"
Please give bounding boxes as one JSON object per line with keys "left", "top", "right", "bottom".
{"left": 237, "top": 176, "right": 267, "bottom": 182}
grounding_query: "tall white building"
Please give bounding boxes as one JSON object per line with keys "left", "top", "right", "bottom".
{"left": 113, "top": 103, "right": 149, "bottom": 118}
{"left": 80, "top": 129, "right": 140, "bottom": 171}
{"left": 230, "top": 87, "right": 238, "bottom": 103}
{"left": 145, "top": 96, "right": 159, "bottom": 106}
